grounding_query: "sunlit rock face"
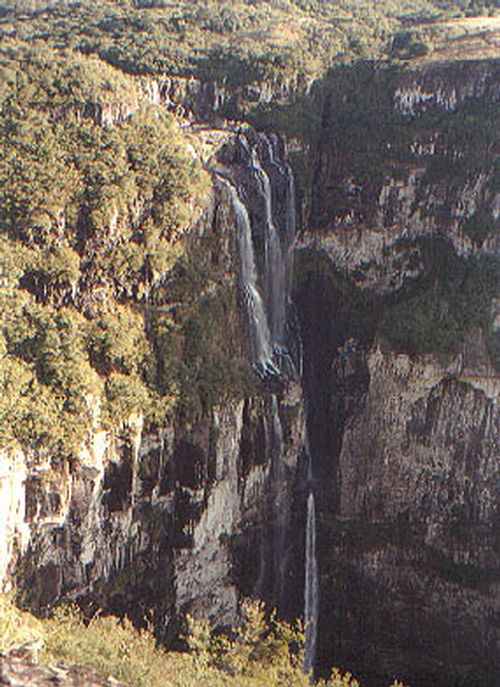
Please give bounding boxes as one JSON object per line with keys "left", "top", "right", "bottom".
{"left": 303, "top": 60, "right": 500, "bottom": 295}
{"left": 393, "top": 61, "right": 500, "bottom": 116}
{"left": 0, "top": 447, "right": 30, "bottom": 589}
{"left": 140, "top": 72, "right": 312, "bottom": 123}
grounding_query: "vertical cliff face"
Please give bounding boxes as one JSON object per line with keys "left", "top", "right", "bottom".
{"left": 0, "top": 124, "right": 307, "bottom": 648}
{"left": 1, "top": 47, "right": 499, "bottom": 687}
{"left": 0, "top": 447, "right": 30, "bottom": 588}
{"left": 320, "top": 350, "right": 500, "bottom": 687}
{"left": 294, "top": 59, "right": 500, "bottom": 686}
{"left": 306, "top": 61, "right": 499, "bottom": 292}
{"left": 8, "top": 389, "right": 304, "bottom": 635}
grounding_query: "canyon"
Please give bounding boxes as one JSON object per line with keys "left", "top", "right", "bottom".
{"left": 0, "top": 49, "right": 499, "bottom": 687}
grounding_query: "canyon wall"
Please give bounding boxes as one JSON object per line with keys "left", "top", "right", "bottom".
{"left": 0, "top": 130, "right": 307, "bottom": 645}
{"left": 0, "top": 54, "right": 498, "bottom": 687}
{"left": 294, "top": 59, "right": 499, "bottom": 687}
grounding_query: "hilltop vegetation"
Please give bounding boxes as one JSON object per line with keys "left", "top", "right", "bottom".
{"left": 1, "top": 0, "right": 498, "bottom": 89}
{"left": 0, "top": 37, "right": 251, "bottom": 459}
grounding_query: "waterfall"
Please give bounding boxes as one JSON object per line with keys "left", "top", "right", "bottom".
{"left": 248, "top": 140, "right": 287, "bottom": 344}
{"left": 219, "top": 135, "right": 308, "bottom": 634}
{"left": 270, "top": 395, "right": 286, "bottom": 606}
{"left": 285, "top": 161, "right": 297, "bottom": 298}
{"left": 219, "top": 132, "right": 298, "bottom": 378}
{"left": 302, "top": 412, "right": 319, "bottom": 676}
{"left": 222, "top": 138, "right": 316, "bottom": 671}
{"left": 260, "top": 133, "right": 297, "bottom": 331}
{"left": 217, "top": 176, "right": 279, "bottom": 377}
{"left": 304, "top": 490, "right": 319, "bottom": 677}
{"left": 252, "top": 134, "right": 299, "bottom": 376}
{"left": 263, "top": 394, "right": 286, "bottom": 605}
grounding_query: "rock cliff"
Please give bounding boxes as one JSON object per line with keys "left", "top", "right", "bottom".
{"left": 0, "top": 49, "right": 498, "bottom": 687}
{"left": 293, "top": 58, "right": 499, "bottom": 687}
{"left": 0, "top": 121, "right": 307, "bottom": 652}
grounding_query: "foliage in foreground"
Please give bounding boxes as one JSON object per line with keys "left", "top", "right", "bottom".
{"left": 0, "top": 596, "right": 408, "bottom": 687}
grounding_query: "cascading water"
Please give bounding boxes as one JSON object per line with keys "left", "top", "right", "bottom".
{"left": 219, "top": 132, "right": 296, "bottom": 377}
{"left": 284, "top": 160, "right": 297, "bottom": 298}
{"left": 303, "top": 435, "right": 319, "bottom": 676}
{"left": 217, "top": 176, "right": 278, "bottom": 377}
{"left": 269, "top": 395, "right": 286, "bottom": 606}
{"left": 220, "top": 136, "right": 317, "bottom": 676}
{"left": 304, "top": 490, "right": 319, "bottom": 677}
{"left": 235, "top": 135, "right": 293, "bottom": 604}
{"left": 248, "top": 139, "right": 287, "bottom": 344}
{"left": 246, "top": 134, "right": 319, "bottom": 674}
{"left": 261, "top": 133, "right": 297, "bottom": 283}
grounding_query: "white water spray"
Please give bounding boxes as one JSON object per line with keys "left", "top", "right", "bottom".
{"left": 302, "top": 418, "right": 319, "bottom": 676}
{"left": 218, "top": 176, "right": 278, "bottom": 376}
{"left": 249, "top": 141, "right": 287, "bottom": 343}
{"left": 270, "top": 395, "right": 286, "bottom": 605}
{"left": 304, "top": 490, "right": 319, "bottom": 677}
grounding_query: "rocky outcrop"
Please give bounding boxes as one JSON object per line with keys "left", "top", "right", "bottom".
{"left": 291, "top": 58, "right": 500, "bottom": 686}
{"left": 317, "top": 346, "right": 500, "bottom": 687}
{"left": 305, "top": 60, "right": 500, "bottom": 294}
{"left": 0, "top": 447, "right": 30, "bottom": 590}
{"left": 0, "top": 121, "right": 307, "bottom": 648}
{"left": 0, "top": 648, "right": 126, "bottom": 687}
{"left": 174, "top": 391, "right": 305, "bottom": 626}
{"left": 141, "top": 72, "right": 313, "bottom": 122}
{"left": 393, "top": 61, "right": 500, "bottom": 116}
{"left": 6, "top": 386, "right": 305, "bottom": 638}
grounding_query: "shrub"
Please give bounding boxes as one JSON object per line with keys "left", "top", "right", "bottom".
{"left": 378, "top": 239, "right": 500, "bottom": 365}
{"left": 0, "top": 595, "right": 377, "bottom": 687}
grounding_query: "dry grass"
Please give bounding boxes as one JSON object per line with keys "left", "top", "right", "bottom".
{"left": 415, "top": 12, "right": 500, "bottom": 63}
{"left": 433, "top": 16, "right": 500, "bottom": 31}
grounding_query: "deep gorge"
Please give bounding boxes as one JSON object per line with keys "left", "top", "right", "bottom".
{"left": 0, "top": 16, "right": 499, "bottom": 686}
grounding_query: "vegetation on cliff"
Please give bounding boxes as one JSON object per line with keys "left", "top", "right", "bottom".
{"left": 300, "top": 59, "right": 499, "bottom": 368}
{"left": 379, "top": 239, "right": 500, "bottom": 364}
{"left": 295, "top": 240, "right": 499, "bottom": 370}
{"left": 0, "top": 4, "right": 497, "bottom": 462}
{"left": 0, "top": 595, "right": 408, "bottom": 687}
{"left": 0, "top": 39, "right": 252, "bottom": 459}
